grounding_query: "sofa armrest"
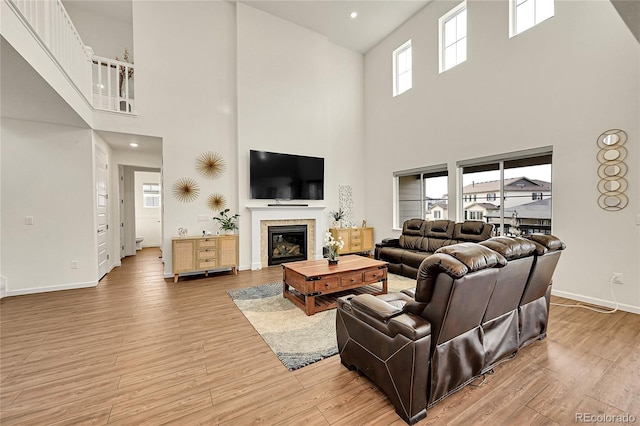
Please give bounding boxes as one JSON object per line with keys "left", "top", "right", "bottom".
{"left": 389, "top": 314, "right": 431, "bottom": 340}
{"left": 376, "top": 238, "right": 400, "bottom": 248}
{"left": 351, "top": 294, "right": 403, "bottom": 322}
{"left": 349, "top": 294, "right": 431, "bottom": 341}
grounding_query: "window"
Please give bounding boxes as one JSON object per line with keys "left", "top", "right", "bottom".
{"left": 393, "top": 40, "right": 412, "bottom": 96}
{"left": 143, "top": 183, "right": 161, "bottom": 208}
{"left": 459, "top": 147, "right": 552, "bottom": 236}
{"left": 510, "top": 0, "right": 554, "bottom": 37}
{"left": 395, "top": 165, "right": 448, "bottom": 228}
{"left": 439, "top": 2, "right": 467, "bottom": 73}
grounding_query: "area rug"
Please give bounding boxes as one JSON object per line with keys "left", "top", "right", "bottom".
{"left": 227, "top": 274, "right": 415, "bottom": 371}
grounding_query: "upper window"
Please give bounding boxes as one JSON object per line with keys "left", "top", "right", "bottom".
{"left": 510, "top": 0, "right": 554, "bottom": 37}
{"left": 143, "top": 183, "right": 161, "bottom": 208}
{"left": 439, "top": 2, "right": 467, "bottom": 73}
{"left": 393, "top": 40, "right": 412, "bottom": 96}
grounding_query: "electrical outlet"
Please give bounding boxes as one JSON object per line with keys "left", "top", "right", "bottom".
{"left": 25, "top": 216, "right": 34, "bottom": 225}
{"left": 612, "top": 273, "right": 623, "bottom": 285}
{"left": 71, "top": 260, "right": 80, "bottom": 269}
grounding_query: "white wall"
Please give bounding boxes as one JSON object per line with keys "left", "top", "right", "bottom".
{"left": 63, "top": 1, "right": 134, "bottom": 61}
{"left": 236, "top": 4, "right": 365, "bottom": 265}
{"left": 131, "top": 0, "right": 238, "bottom": 275}
{"left": 364, "top": 1, "right": 640, "bottom": 311}
{"left": 134, "top": 171, "right": 161, "bottom": 247}
{"left": 1, "top": 118, "right": 97, "bottom": 295}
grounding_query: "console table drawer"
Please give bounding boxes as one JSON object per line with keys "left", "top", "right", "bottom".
{"left": 198, "top": 258, "right": 217, "bottom": 269}
{"left": 198, "top": 248, "right": 217, "bottom": 258}
{"left": 199, "top": 239, "right": 217, "bottom": 248}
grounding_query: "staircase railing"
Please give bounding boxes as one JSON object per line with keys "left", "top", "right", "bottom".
{"left": 7, "top": 0, "right": 135, "bottom": 115}
{"left": 8, "top": 0, "right": 92, "bottom": 104}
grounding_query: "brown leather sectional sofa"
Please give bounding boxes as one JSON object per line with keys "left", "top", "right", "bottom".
{"left": 375, "top": 219, "right": 494, "bottom": 279}
{"left": 337, "top": 233, "right": 565, "bottom": 425}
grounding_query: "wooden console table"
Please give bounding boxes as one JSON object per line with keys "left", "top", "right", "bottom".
{"left": 329, "top": 227, "right": 374, "bottom": 254}
{"left": 282, "top": 255, "right": 388, "bottom": 316}
{"left": 172, "top": 235, "right": 238, "bottom": 282}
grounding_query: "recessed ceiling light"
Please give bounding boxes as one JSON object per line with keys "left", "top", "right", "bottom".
{"left": 350, "top": 11, "right": 358, "bottom": 19}
{"left": 129, "top": 143, "right": 139, "bottom": 147}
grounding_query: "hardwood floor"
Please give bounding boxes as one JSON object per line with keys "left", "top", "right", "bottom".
{"left": 1, "top": 248, "right": 638, "bottom": 425}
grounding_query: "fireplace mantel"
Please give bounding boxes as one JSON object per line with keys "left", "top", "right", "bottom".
{"left": 247, "top": 206, "right": 326, "bottom": 270}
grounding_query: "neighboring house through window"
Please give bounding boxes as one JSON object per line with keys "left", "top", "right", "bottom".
{"left": 393, "top": 40, "right": 412, "bottom": 96}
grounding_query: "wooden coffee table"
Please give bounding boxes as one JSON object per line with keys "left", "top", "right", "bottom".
{"left": 282, "top": 255, "right": 388, "bottom": 316}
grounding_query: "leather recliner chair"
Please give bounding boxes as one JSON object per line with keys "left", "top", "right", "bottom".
{"left": 337, "top": 243, "right": 507, "bottom": 424}
{"left": 478, "top": 236, "right": 538, "bottom": 371}
{"left": 518, "top": 234, "right": 566, "bottom": 347}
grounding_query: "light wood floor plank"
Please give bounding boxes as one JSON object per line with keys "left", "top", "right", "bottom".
{"left": 1, "top": 248, "right": 638, "bottom": 425}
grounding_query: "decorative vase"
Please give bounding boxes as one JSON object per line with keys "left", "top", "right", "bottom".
{"left": 333, "top": 220, "right": 341, "bottom": 229}
{"left": 328, "top": 259, "right": 339, "bottom": 266}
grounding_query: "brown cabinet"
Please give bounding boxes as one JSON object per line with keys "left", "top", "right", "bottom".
{"left": 329, "top": 227, "right": 374, "bottom": 255}
{"left": 172, "top": 235, "right": 238, "bottom": 282}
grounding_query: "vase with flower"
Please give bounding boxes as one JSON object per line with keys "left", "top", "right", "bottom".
{"left": 330, "top": 208, "right": 345, "bottom": 228}
{"left": 324, "top": 231, "right": 344, "bottom": 265}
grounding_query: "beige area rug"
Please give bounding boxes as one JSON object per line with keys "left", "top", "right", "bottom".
{"left": 227, "top": 273, "right": 415, "bottom": 370}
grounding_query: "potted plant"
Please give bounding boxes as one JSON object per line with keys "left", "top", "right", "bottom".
{"left": 324, "top": 231, "right": 344, "bottom": 265}
{"left": 213, "top": 208, "right": 240, "bottom": 234}
{"left": 330, "top": 208, "right": 345, "bottom": 228}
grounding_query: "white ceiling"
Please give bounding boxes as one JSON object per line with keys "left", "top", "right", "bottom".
{"left": 239, "top": 1, "right": 431, "bottom": 53}
{"left": 61, "top": 0, "right": 431, "bottom": 54}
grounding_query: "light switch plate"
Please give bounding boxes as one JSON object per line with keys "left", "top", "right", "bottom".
{"left": 197, "top": 215, "right": 210, "bottom": 222}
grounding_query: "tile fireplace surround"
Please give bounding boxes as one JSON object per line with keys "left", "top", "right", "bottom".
{"left": 247, "top": 206, "right": 326, "bottom": 270}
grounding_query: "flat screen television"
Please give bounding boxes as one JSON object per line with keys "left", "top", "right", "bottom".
{"left": 250, "top": 150, "right": 324, "bottom": 200}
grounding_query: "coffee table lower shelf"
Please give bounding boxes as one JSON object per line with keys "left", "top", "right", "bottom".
{"left": 283, "top": 282, "right": 386, "bottom": 316}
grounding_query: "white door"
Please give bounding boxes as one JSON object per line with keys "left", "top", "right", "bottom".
{"left": 119, "top": 165, "right": 125, "bottom": 259}
{"left": 96, "top": 145, "right": 109, "bottom": 280}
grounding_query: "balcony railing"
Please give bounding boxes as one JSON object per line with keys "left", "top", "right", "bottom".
{"left": 8, "top": 0, "right": 92, "bottom": 103}
{"left": 92, "top": 56, "right": 135, "bottom": 114}
{"left": 7, "top": 0, "right": 135, "bottom": 115}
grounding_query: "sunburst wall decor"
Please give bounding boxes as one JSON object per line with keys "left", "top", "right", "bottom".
{"left": 207, "top": 193, "right": 227, "bottom": 211}
{"left": 196, "top": 151, "right": 226, "bottom": 179}
{"left": 172, "top": 178, "right": 200, "bottom": 202}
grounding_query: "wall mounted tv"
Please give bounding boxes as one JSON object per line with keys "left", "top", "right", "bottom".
{"left": 250, "top": 150, "right": 324, "bottom": 200}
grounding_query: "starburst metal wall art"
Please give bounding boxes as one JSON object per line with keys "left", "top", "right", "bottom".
{"left": 207, "top": 193, "right": 227, "bottom": 211}
{"left": 196, "top": 151, "right": 226, "bottom": 179}
{"left": 172, "top": 178, "right": 200, "bottom": 202}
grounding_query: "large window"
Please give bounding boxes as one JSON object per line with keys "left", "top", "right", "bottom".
{"left": 393, "top": 40, "right": 412, "bottom": 96}
{"left": 439, "top": 1, "right": 467, "bottom": 73}
{"left": 510, "top": 0, "right": 554, "bottom": 37}
{"left": 459, "top": 148, "right": 552, "bottom": 235}
{"left": 395, "top": 166, "right": 448, "bottom": 228}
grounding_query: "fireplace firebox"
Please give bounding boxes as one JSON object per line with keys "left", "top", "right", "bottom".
{"left": 268, "top": 225, "right": 307, "bottom": 266}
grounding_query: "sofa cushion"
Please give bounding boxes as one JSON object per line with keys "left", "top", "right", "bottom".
{"left": 436, "top": 242, "right": 507, "bottom": 272}
{"left": 479, "top": 237, "right": 537, "bottom": 261}
{"left": 425, "top": 220, "right": 455, "bottom": 238}
{"left": 402, "top": 250, "right": 432, "bottom": 269}
{"left": 453, "top": 221, "right": 493, "bottom": 242}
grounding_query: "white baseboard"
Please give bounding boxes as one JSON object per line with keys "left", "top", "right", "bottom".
{"left": 7, "top": 280, "right": 97, "bottom": 297}
{"left": 551, "top": 289, "right": 640, "bottom": 314}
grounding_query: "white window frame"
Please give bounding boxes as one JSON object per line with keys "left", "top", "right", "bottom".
{"left": 509, "top": 0, "right": 554, "bottom": 38}
{"left": 439, "top": 1, "right": 467, "bottom": 73}
{"left": 392, "top": 39, "right": 412, "bottom": 97}
{"left": 143, "top": 183, "right": 161, "bottom": 208}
